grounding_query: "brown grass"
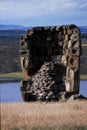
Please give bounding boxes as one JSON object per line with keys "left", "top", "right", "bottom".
{"left": 81, "top": 43, "right": 87, "bottom": 47}
{"left": 1, "top": 101, "right": 87, "bottom": 130}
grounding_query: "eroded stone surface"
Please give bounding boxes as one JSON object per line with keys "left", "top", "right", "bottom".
{"left": 20, "top": 24, "right": 81, "bottom": 102}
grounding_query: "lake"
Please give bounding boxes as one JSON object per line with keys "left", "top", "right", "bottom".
{"left": 0, "top": 81, "right": 87, "bottom": 103}
{"left": 0, "top": 82, "right": 21, "bottom": 102}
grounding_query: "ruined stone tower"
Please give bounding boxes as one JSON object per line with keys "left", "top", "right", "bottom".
{"left": 20, "top": 24, "right": 81, "bottom": 101}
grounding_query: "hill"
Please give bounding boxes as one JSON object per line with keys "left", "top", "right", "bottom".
{"left": 0, "top": 24, "right": 29, "bottom": 30}
{"left": 0, "top": 30, "right": 26, "bottom": 37}
{"left": 0, "top": 30, "right": 26, "bottom": 46}
{"left": 0, "top": 24, "right": 87, "bottom": 34}
{"left": 79, "top": 26, "right": 87, "bottom": 34}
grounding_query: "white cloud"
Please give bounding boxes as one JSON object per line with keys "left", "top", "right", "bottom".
{"left": 0, "top": 0, "right": 87, "bottom": 19}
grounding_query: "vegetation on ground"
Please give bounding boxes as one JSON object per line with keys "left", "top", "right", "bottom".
{"left": 1, "top": 101, "right": 87, "bottom": 130}
{"left": 82, "top": 43, "right": 87, "bottom": 47}
{"left": 80, "top": 74, "right": 87, "bottom": 80}
{"left": 80, "top": 45, "right": 87, "bottom": 75}
{"left": 0, "top": 72, "right": 87, "bottom": 80}
{"left": 2, "top": 126, "right": 87, "bottom": 130}
{"left": 0, "top": 71, "right": 22, "bottom": 78}
{"left": 0, "top": 45, "right": 21, "bottom": 73}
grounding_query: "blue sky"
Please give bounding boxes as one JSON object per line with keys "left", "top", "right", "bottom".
{"left": 0, "top": 0, "right": 87, "bottom": 26}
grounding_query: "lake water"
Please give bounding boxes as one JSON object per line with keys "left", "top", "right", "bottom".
{"left": 0, "top": 82, "right": 21, "bottom": 102}
{"left": 0, "top": 81, "right": 87, "bottom": 103}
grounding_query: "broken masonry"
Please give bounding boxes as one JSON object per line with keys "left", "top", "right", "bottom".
{"left": 20, "top": 24, "right": 81, "bottom": 102}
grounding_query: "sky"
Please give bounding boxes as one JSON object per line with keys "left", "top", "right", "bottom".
{"left": 0, "top": 0, "right": 87, "bottom": 26}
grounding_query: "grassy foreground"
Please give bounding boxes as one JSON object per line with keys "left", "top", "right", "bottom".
{"left": 1, "top": 101, "right": 87, "bottom": 130}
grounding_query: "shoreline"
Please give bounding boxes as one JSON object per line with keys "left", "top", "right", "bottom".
{"left": 0, "top": 78, "right": 22, "bottom": 83}
{"left": 0, "top": 72, "right": 87, "bottom": 82}
{"left": 0, "top": 78, "right": 87, "bottom": 83}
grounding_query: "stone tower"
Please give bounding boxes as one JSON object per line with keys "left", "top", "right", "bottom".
{"left": 20, "top": 24, "right": 81, "bottom": 101}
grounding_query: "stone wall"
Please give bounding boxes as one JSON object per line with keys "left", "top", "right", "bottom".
{"left": 20, "top": 24, "right": 81, "bottom": 101}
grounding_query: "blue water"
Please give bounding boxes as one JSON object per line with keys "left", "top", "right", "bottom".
{"left": 0, "top": 81, "right": 87, "bottom": 103}
{"left": 80, "top": 81, "right": 87, "bottom": 98}
{"left": 0, "top": 82, "right": 21, "bottom": 102}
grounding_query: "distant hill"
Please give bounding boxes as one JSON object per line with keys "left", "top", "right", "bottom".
{"left": 79, "top": 26, "right": 87, "bottom": 34}
{"left": 0, "top": 24, "right": 87, "bottom": 34}
{"left": 0, "top": 27, "right": 87, "bottom": 46}
{"left": 0, "top": 24, "right": 29, "bottom": 30}
{"left": 0, "top": 30, "right": 26, "bottom": 45}
{"left": 0, "top": 30, "right": 26, "bottom": 37}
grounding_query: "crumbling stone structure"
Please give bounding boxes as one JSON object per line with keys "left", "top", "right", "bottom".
{"left": 20, "top": 24, "right": 81, "bottom": 102}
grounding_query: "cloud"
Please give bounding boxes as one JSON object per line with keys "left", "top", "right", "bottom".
{"left": 0, "top": 0, "right": 87, "bottom": 18}
{"left": 0, "top": 0, "right": 87, "bottom": 25}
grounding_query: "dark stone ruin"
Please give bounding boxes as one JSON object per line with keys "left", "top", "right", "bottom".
{"left": 20, "top": 24, "right": 82, "bottom": 102}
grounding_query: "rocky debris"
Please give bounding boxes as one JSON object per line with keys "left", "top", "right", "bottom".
{"left": 21, "top": 62, "right": 65, "bottom": 101}
{"left": 67, "top": 94, "right": 87, "bottom": 102}
{"left": 74, "top": 94, "right": 87, "bottom": 100}
{"left": 20, "top": 24, "right": 81, "bottom": 102}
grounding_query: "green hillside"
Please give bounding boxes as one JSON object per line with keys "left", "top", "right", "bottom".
{"left": 0, "top": 45, "right": 20, "bottom": 73}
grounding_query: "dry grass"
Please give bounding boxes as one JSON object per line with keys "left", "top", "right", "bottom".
{"left": 80, "top": 74, "right": 87, "bottom": 80}
{"left": 81, "top": 43, "right": 87, "bottom": 47}
{"left": 0, "top": 71, "right": 22, "bottom": 78}
{"left": 0, "top": 72, "right": 87, "bottom": 80}
{"left": 1, "top": 101, "right": 87, "bottom": 130}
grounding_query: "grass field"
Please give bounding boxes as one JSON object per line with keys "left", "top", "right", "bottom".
{"left": 82, "top": 43, "right": 87, "bottom": 47}
{"left": 80, "top": 74, "right": 87, "bottom": 80}
{"left": 0, "top": 71, "right": 22, "bottom": 79}
{"left": 0, "top": 72, "right": 87, "bottom": 80}
{"left": 1, "top": 101, "right": 87, "bottom": 130}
